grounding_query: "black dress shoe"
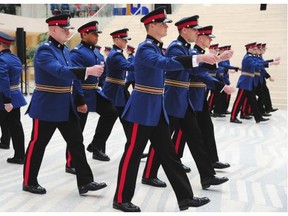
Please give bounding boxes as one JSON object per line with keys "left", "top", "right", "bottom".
{"left": 212, "top": 113, "right": 226, "bottom": 117}
{"left": 23, "top": 184, "right": 46, "bottom": 194}
{"left": 230, "top": 118, "right": 242, "bottom": 124}
{"left": 78, "top": 181, "right": 107, "bottom": 195}
{"left": 65, "top": 167, "right": 76, "bottom": 175}
{"left": 268, "top": 108, "right": 278, "bottom": 112}
{"left": 262, "top": 112, "right": 272, "bottom": 117}
{"left": 256, "top": 117, "right": 270, "bottom": 123}
{"left": 92, "top": 149, "right": 110, "bottom": 161}
{"left": 113, "top": 201, "right": 141, "bottom": 212}
{"left": 141, "top": 153, "right": 148, "bottom": 159}
{"left": 7, "top": 157, "right": 24, "bottom": 164}
{"left": 0, "top": 143, "right": 10, "bottom": 149}
{"left": 213, "top": 161, "right": 230, "bottom": 169}
{"left": 178, "top": 197, "right": 210, "bottom": 210}
{"left": 142, "top": 177, "right": 167, "bottom": 187}
{"left": 86, "top": 143, "right": 95, "bottom": 153}
{"left": 240, "top": 115, "right": 252, "bottom": 120}
{"left": 182, "top": 164, "right": 191, "bottom": 173}
{"left": 225, "top": 110, "right": 231, "bottom": 114}
{"left": 201, "top": 176, "right": 229, "bottom": 189}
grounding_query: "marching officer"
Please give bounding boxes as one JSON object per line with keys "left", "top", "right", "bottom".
{"left": 258, "top": 43, "right": 279, "bottom": 113}
{"left": 113, "top": 7, "right": 211, "bottom": 212}
{"left": 141, "top": 18, "right": 231, "bottom": 190}
{"left": 171, "top": 25, "right": 234, "bottom": 171}
{"left": 206, "top": 43, "right": 223, "bottom": 116}
{"left": 230, "top": 42, "right": 279, "bottom": 124}
{"left": 65, "top": 21, "right": 118, "bottom": 172}
{"left": 23, "top": 14, "right": 107, "bottom": 195}
{"left": 0, "top": 31, "right": 27, "bottom": 164}
{"left": 101, "top": 28, "right": 134, "bottom": 138}
{"left": 216, "top": 45, "right": 240, "bottom": 115}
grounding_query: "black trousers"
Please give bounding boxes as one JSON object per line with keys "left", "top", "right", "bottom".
{"left": 24, "top": 111, "right": 94, "bottom": 187}
{"left": 214, "top": 91, "right": 227, "bottom": 114}
{"left": 143, "top": 107, "right": 215, "bottom": 180}
{"left": 66, "top": 92, "right": 118, "bottom": 168}
{"left": 207, "top": 89, "right": 215, "bottom": 112}
{"left": 0, "top": 111, "right": 11, "bottom": 146}
{"left": 89, "top": 93, "right": 119, "bottom": 151}
{"left": 114, "top": 114, "right": 194, "bottom": 204}
{"left": 231, "top": 88, "right": 262, "bottom": 121}
{"left": 0, "top": 108, "right": 24, "bottom": 158}
{"left": 195, "top": 101, "right": 219, "bottom": 164}
{"left": 262, "top": 81, "right": 273, "bottom": 112}
{"left": 256, "top": 81, "right": 273, "bottom": 113}
{"left": 224, "top": 93, "right": 231, "bottom": 112}
{"left": 255, "top": 83, "right": 266, "bottom": 114}
{"left": 171, "top": 101, "right": 219, "bottom": 165}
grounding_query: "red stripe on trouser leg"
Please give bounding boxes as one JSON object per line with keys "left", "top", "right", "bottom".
{"left": 67, "top": 151, "right": 72, "bottom": 167}
{"left": 117, "top": 123, "right": 138, "bottom": 203}
{"left": 242, "top": 97, "right": 248, "bottom": 116}
{"left": 174, "top": 129, "right": 183, "bottom": 155}
{"left": 144, "top": 148, "right": 155, "bottom": 179}
{"left": 231, "top": 89, "right": 244, "bottom": 119}
{"left": 24, "top": 119, "right": 39, "bottom": 185}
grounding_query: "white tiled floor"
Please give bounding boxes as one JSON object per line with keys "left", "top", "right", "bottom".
{"left": 0, "top": 96, "right": 287, "bottom": 214}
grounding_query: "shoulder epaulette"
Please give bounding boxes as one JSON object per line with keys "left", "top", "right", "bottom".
{"left": 145, "top": 39, "right": 153, "bottom": 44}
{"left": 74, "top": 44, "right": 83, "bottom": 50}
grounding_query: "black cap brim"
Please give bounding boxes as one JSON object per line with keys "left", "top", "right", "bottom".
{"left": 122, "top": 36, "right": 131, "bottom": 40}
{"left": 163, "top": 18, "right": 173, "bottom": 23}
{"left": 192, "top": 25, "right": 202, "bottom": 30}
{"left": 62, "top": 26, "right": 75, "bottom": 30}
{"left": 89, "top": 30, "right": 102, "bottom": 34}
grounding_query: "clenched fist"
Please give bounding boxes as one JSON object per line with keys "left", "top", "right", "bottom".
{"left": 4, "top": 103, "right": 13, "bottom": 112}
{"left": 86, "top": 64, "right": 104, "bottom": 77}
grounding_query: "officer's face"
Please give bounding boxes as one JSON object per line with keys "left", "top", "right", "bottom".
{"left": 202, "top": 35, "right": 212, "bottom": 48}
{"left": 185, "top": 28, "right": 198, "bottom": 43}
{"left": 153, "top": 22, "right": 168, "bottom": 37}
{"left": 85, "top": 31, "right": 99, "bottom": 45}
{"left": 249, "top": 47, "right": 257, "bottom": 54}
{"left": 209, "top": 48, "right": 217, "bottom": 54}
{"left": 115, "top": 38, "right": 128, "bottom": 49}
{"left": 52, "top": 26, "right": 71, "bottom": 44}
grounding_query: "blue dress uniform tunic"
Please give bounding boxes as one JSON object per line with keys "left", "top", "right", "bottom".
{"left": 163, "top": 39, "right": 194, "bottom": 118}
{"left": 70, "top": 41, "right": 107, "bottom": 111}
{"left": 236, "top": 53, "right": 267, "bottom": 91}
{"left": 0, "top": 49, "right": 27, "bottom": 109}
{"left": 122, "top": 37, "right": 188, "bottom": 126}
{"left": 188, "top": 45, "right": 219, "bottom": 112}
{"left": 218, "top": 59, "right": 239, "bottom": 85}
{"left": 230, "top": 52, "right": 269, "bottom": 122}
{"left": 26, "top": 38, "right": 81, "bottom": 122}
{"left": 102, "top": 45, "right": 134, "bottom": 108}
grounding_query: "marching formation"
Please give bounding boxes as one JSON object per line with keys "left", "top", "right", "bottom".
{"left": 0, "top": 6, "right": 280, "bottom": 212}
